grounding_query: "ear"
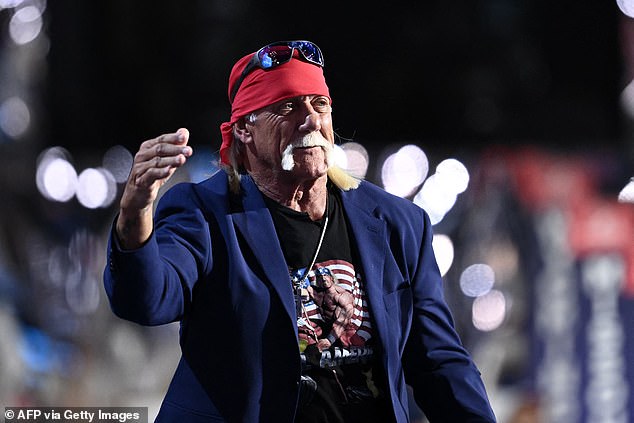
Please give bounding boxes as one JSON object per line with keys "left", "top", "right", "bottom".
{"left": 233, "top": 118, "right": 253, "bottom": 144}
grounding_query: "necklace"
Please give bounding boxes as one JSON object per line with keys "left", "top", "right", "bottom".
{"left": 293, "top": 195, "right": 329, "bottom": 317}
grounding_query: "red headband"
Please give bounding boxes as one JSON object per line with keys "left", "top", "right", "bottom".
{"left": 218, "top": 51, "right": 331, "bottom": 166}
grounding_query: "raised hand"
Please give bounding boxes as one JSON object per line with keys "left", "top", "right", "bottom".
{"left": 116, "top": 128, "right": 193, "bottom": 249}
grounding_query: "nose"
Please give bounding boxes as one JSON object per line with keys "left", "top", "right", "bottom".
{"left": 298, "top": 107, "right": 322, "bottom": 133}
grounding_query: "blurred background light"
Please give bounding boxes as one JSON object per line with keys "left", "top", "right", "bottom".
{"left": 413, "top": 174, "right": 458, "bottom": 225}
{"left": 339, "top": 142, "right": 369, "bottom": 179}
{"left": 618, "top": 178, "right": 634, "bottom": 203}
{"left": 65, "top": 274, "right": 100, "bottom": 315}
{"left": 617, "top": 0, "right": 634, "bottom": 18}
{"left": 64, "top": 230, "right": 102, "bottom": 315}
{"left": 102, "top": 145, "right": 134, "bottom": 183}
{"left": 332, "top": 144, "right": 347, "bottom": 169}
{"left": 620, "top": 80, "right": 634, "bottom": 119}
{"left": 460, "top": 263, "right": 496, "bottom": 297}
{"left": 381, "top": 144, "right": 429, "bottom": 198}
{"left": 435, "top": 158, "right": 470, "bottom": 194}
{"left": 76, "top": 168, "right": 117, "bottom": 209}
{"left": 0, "top": 0, "right": 26, "bottom": 9}
{"left": 9, "top": 5, "right": 43, "bottom": 45}
{"left": 432, "top": 234, "right": 454, "bottom": 277}
{"left": 472, "top": 289, "right": 506, "bottom": 332}
{"left": 35, "top": 147, "right": 77, "bottom": 202}
{"left": 0, "top": 96, "right": 31, "bottom": 139}
{"left": 412, "top": 158, "right": 470, "bottom": 225}
{"left": 47, "top": 246, "right": 71, "bottom": 287}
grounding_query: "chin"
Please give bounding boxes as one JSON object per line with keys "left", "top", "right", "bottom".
{"left": 290, "top": 164, "right": 329, "bottom": 179}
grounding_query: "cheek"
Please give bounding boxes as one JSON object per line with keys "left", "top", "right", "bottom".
{"left": 321, "top": 120, "right": 335, "bottom": 141}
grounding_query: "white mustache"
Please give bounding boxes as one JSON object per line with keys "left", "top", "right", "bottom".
{"left": 293, "top": 133, "right": 332, "bottom": 149}
{"left": 281, "top": 133, "right": 333, "bottom": 171}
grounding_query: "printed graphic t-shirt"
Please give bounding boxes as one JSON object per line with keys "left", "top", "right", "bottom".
{"left": 263, "top": 187, "right": 395, "bottom": 423}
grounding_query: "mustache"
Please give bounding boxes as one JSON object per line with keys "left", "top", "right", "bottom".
{"left": 291, "top": 132, "right": 333, "bottom": 150}
{"left": 280, "top": 133, "right": 334, "bottom": 171}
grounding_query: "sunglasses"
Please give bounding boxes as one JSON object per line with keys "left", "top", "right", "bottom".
{"left": 230, "top": 40, "right": 325, "bottom": 102}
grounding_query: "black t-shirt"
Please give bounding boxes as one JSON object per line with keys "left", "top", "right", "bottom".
{"left": 263, "top": 186, "right": 395, "bottom": 423}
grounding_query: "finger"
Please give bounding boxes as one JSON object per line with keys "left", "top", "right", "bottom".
{"left": 148, "top": 153, "right": 188, "bottom": 169}
{"left": 137, "top": 140, "right": 192, "bottom": 159}
{"left": 133, "top": 165, "right": 178, "bottom": 189}
{"left": 148, "top": 128, "right": 190, "bottom": 148}
{"left": 176, "top": 127, "right": 190, "bottom": 144}
{"left": 131, "top": 154, "right": 188, "bottom": 183}
{"left": 133, "top": 147, "right": 192, "bottom": 175}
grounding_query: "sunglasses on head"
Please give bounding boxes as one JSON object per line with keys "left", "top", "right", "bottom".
{"left": 230, "top": 40, "right": 325, "bottom": 102}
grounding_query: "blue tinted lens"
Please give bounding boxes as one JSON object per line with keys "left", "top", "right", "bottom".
{"left": 260, "top": 54, "right": 273, "bottom": 68}
{"left": 258, "top": 45, "right": 294, "bottom": 68}
{"left": 291, "top": 41, "right": 322, "bottom": 64}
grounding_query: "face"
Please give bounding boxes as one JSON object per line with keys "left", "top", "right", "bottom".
{"left": 241, "top": 95, "right": 334, "bottom": 182}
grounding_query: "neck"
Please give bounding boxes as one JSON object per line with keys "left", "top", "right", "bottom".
{"left": 251, "top": 172, "right": 328, "bottom": 221}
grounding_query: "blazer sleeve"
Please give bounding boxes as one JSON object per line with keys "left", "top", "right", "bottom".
{"left": 402, "top": 209, "right": 496, "bottom": 422}
{"left": 103, "top": 183, "right": 212, "bottom": 326}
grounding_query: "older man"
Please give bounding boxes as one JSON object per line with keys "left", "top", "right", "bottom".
{"left": 104, "top": 40, "right": 496, "bottom": 423}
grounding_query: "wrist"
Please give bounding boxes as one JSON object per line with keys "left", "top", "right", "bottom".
{"left": 116, "top": 208, "right": 153, "bottom": 250}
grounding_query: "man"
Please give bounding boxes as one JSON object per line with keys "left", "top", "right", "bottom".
{"left": 104, "top": 40, "right": 496, "bottom": 422}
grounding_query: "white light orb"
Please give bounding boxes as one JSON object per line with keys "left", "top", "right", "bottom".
{"left": 617, "top": 0, "right": 634, "bottom": 17}
{"left": 76, "top": 168, "right": 117, "bottom": 209}
{"left": 436, "top": 158, "right": 470, "bottom": 194}
{"left": 460, "top": 263, "right": 495, "bottom": 297}
{"left": 472, "top": 289, "right": 506, "bottom": 331}
{"left": 432, "top": 234, "right": 454, "bottom": 277}
{"left": 36, "top": 156, "right": 78, "bottom": 202}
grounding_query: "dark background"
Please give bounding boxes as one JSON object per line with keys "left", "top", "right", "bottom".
{"left": 45, "top": 0, "right": 624, "bottom": 158}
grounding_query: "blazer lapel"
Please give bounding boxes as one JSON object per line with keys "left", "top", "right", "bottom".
{"left": 230, "top": 176, "right": 297, "bottom": 327}
{"left": 340, "top": 187, "right": 391, "bottom": 347}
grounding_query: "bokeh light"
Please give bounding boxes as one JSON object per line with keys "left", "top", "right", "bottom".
{"left": 432, "top": 234, "right": 454, "bottom": 277}
{"left": 618, "top": 178, "right": 634, "bottom": 203}
{"left": 0, "top": 0, "right": 27, "bottom": 8}
{"left": 620, "top": 80, "right": 634, "bottom": 119}
{"left": 412, "top": 158, "right": 469, "bottom": 225}
{"left": 332, "top": 144, "right": 347, "bottom": 169}
{"left": 617, "top": 0, "right": 634, "bottom": 17}
{"left": 460, "top": 263, "right": 495, "bottom": 297}
{"left": 436, "top": 158, "right": 470, "bottom": 194}
{"left": 102, "top": 145, "right": 134, "bottom": 183}
{"left": 9, "top": 5, "right": 43, "bottom": 45}
{"left": 340, "top": 142, "right": 369, "bottom": 179}
{"left": 0, "top": 96, "right": 30, "bottom": 139}
{"left": 413, "top": 174, "right": 458, "bottom": 225}
{"left": 381, "top": 144, "right": 429, "bottom": 198}
{"left": 76, "top": 168, "right": 117, "bottom": 209}
{"left": 36, "top": 147, "right": 77, "bottom": 202}
{"left": 472, "top": 289, "right": 507, "bottom": 331}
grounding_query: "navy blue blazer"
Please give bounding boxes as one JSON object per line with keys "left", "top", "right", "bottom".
{"left": 104, "top": 171, "right": 496, "bottom": 422}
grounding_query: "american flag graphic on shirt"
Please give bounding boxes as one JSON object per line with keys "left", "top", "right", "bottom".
{"left": 291, "top": 259, "right": 373, "bottom": 353}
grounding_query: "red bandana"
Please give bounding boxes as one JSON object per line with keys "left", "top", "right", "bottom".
{"left": 218, "top": 51, "right": 331, "bottom": 165}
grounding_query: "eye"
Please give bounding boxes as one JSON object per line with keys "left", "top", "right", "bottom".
{"left": 278, "top": 101, "right": 296, "bottom": 115}
{"left": 312, "top": 96, "right": 331, "bottom": 113}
